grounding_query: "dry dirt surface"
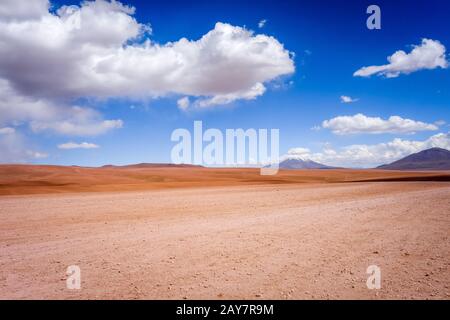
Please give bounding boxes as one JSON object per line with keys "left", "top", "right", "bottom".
{"left": 0, "top": 180, "right": 449, "bottom": 299}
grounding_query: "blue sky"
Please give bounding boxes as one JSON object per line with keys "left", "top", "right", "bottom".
{"left": 0, "top": 0, "right": 449, "bottom": 167}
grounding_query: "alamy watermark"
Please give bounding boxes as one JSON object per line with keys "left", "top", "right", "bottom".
{"left": 366, "top": 265, "right": 381, "bottom": 290}
{"left": 367, "top": 5, "right": 381, "bottom": 30}
{"left": 171, "top": 121, "right": 280, "bottom": 175}
{"left": 66, "top": 265, "right": 81, "bottom": 290}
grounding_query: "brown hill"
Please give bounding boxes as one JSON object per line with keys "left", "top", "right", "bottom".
{"left": 378, "top": 147, "right": 450, "bottom": 170}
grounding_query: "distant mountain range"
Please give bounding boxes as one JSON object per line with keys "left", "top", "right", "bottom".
{"left": 377, "top": 147, "right": 450, "bottom": 170}
{"left": 83, "top": 148, "right": 450, "bottom": 171}
{"left": 278, "top": 158, "right": 337, "bottom": 169}
{"left": 277, "top": 147, "right": 450, "bottom": 171}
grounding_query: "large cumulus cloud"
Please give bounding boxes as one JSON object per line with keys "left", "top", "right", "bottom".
{"left": 0, "top": 0, "right": 294, "bottom": 161}
{"left": 0, "top": 0, "right": 294, "bottom": 108}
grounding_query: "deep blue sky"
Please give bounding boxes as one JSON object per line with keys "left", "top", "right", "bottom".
{"left": 31, "top": 0, "right": 450, "bottom": 166}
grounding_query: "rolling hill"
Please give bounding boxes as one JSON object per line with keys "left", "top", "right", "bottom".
{"left": 278, "top": 158, "right": 336, "bottom": 169}
{"left": 377, "top": 147, "right": 450, "bottom": 170}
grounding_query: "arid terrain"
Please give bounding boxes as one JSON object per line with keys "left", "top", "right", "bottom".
{"left": 1, "top": 164, "right": 450, "bottom": 195}
{"left": 0, "top": 166, "right": 449, "bottom": 299}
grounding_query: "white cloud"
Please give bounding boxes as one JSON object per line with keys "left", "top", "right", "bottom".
{"left": 177, "top": 97, "right": 190, "bottom": 110}
{"left": 27, "top": 150, "right": 48, "bottom": 159}
{"left": 31, "top": 118, "right": 123, "bottom": 136}
{"left": 286, "top": 147, "right": 311, "bottom": 159}
{"left": 0, "top": 0, "right": 294, "bottom": 149}
{"left": 0, "top": 0, "right": 50, "bottom": 21}
{"left": 195, "top": 83, "right": 266, "bottom": 108}
{"left": 0, "top": 127, "right": 15, "bottom": 134}
{"left": 0, "top": 130, "right": 23, "bottom": 163}
{"left": 258, "top": 19, "right": 267, "bottom": 28}
{"left": 354, "top": 38, "right": 448, "bottom": 78}
{"left": 0, "top": 1, "right": 294, "bottom": 105}
{"left": 322, "top": 113, "right": 438, "bottom": 135}
{"left": 340, "top": 95, "right": 358, "bottom": 103}
{"left": 0, "top": 71, "right": 123, "bottom": 137}
{"left": 284, "top": 132, "right": 450, "bottom": 168}
{"left": 58, "top": 142, "right": 99, "bottom": 149}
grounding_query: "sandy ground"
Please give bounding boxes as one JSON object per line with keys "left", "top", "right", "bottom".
{"left": 1, "top": 181, "right": 449, "bottom": 299}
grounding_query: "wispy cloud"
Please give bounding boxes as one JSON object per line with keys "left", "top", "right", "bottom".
{"left": 354, "top": 38, "right": 448, "bottom": 78}
{"left": 26, "top": 151, "right": 48, "bottom": 159}
{"left": 177, "top": 97, "right": 190, "bottom": 110}
{"left": 58, "top": 142, "right": 100, "bottom": 150}
{"left": 0, "top": 128, "right": 47, "bottom": 163}
{"left": 340, "top": 95, "right": 359, "bottom": 103}
{"left": 0, "top": 127, "right": 15, "bottom": 135}
{"left": 322, "top": 113, "right": 438, "bottom": 135}
{"left": 258, "top": 19, "right": 267, "bottom": 28}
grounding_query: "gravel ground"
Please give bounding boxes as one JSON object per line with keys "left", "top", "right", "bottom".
{"left": 0, "top": 182, "right": 449, "bottom": 299}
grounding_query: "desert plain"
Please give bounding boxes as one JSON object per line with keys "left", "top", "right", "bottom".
{"left": 0, "top": 165, "right": 449, "bottom": 299}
